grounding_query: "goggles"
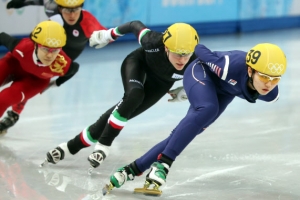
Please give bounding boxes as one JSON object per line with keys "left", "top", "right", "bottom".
{"left": 61, "top": 6, "right": 82, "bottom": 14}
{"left": 256, "top": 71, "right": 281, "bottom": 84}
{"left": 38, "top": 44, "right": 61, "bottom": 54}
{"left": 168, "top": 49, "right": 193, "bottom": 58}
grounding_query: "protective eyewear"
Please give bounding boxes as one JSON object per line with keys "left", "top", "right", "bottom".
{"left": 168, "top": 49, "right": 193, "bottom": 58}
{"left": 256, "top": 71, "right": 281, "bottom": 84}
{"left": 38, "top": 44, "right": 61, "bottom": 54}
{"left": 61, "top": 7, "right": 82, "bottom": 14}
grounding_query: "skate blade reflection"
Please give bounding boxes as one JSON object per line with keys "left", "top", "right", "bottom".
{"left": 134, "top": 187, "right": 162, "bottom": 196}
{"left": 87, "top": 166, "right": 94, "bottom": 175}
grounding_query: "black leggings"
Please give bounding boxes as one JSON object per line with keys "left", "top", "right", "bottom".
{"left": 68, "top": 50, "right": 174, "bottom": 154}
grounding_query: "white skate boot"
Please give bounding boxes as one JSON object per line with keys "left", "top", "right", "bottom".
{"left": 134, "top": 162, "right": 169, "bottom": 196}
{"left": 87, "top": 142, "right": 110, "bottom": 174}
{"left": 40, "top": 143, "right": 71, "bottom": 167}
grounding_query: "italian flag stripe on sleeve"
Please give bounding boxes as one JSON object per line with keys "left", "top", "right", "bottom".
{"left": 112, "top": 27, "right": 124, "bottom": 37}
{"left": 138, "top": 28, "right": 151, "bottom": 45}
{"left": 109, "top": 110, "right": 127, "bottom": 130}
{"left": 80, "top": 127, "right": 97, "bottom": 147}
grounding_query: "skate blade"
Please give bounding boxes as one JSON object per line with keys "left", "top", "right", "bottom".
{"left": 102, "top": 182, "right": 114, "bottom": 196}
{"left": 40, "top": 159, "right": 48, "bottom": 167}
{"left": 134, "top": 187, "right": 162, "bottom": 196}
{"left": 87, "top": 166, "right": 94, "bottom": 175}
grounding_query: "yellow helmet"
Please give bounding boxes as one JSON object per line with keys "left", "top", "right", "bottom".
{"left": 31, "top": 21, "right": 66, "bottom": 48}
{"left": 163, "top": 23, "right": 199, "bottom": 55}
{"left": 54, "top": 0, "right": 84, "bottom": 7}
{"left": 246, "top": 43, "right": 287, "bottom": 76}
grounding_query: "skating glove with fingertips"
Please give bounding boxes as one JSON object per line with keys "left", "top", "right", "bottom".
{"left": 89, "top": 29, "right": 115, "bottom": 49}
{"left": 168, "top": 86, "right": 187, "bottom": 102}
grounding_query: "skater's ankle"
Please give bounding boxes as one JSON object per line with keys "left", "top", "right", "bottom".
{"left": 9, "top": 110, "right": 20, "bottom": 120}
{"left": 94, "top": 142, "right": 110, "bottom": 157}
{"left": 129, "top": 161, "right": 143, "bottom": 176}
{"left": 157, "top": 154, "right": 173, "bottom": 168}
{"left": 58, "top": 143, "right": 71, "bottom": 157}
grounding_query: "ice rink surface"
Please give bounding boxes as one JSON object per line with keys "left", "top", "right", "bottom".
{"left": 1, "top": 28, "right": 300, "bottom": 200}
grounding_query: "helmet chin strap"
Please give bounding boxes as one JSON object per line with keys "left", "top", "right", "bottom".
{"left": 34, "top": 43, "right": 43, "bottom": 64}
{"left": 34, "top": 44, "right": 40, "bottom": 61}
{"left": 165, "top": 47, "right": 171, "bottom": 62}
{"left": 248, "top": 68, "right": 257, "bottom": 91}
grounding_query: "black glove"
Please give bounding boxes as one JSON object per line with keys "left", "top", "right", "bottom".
{"left": 6, "top": 0, "right": 26, "bottom": 9}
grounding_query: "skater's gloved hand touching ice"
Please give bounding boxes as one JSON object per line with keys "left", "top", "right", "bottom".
{"left": 89, "top": 29, "right": 115, "bottom": 49}
{"left": 167, "top": 86, "right": 187, "bottom": 102}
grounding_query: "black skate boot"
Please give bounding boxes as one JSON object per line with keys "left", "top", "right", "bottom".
{"left": 0, "top": 110, "right": 19, "bottom": 134}
{"left": 87, "top": 142, "right": 110, "bottom": 174}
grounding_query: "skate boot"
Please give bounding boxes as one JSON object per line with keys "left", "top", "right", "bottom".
{"left": 134, "top": 162, "right": 169, "bottom": 196}
{"left": 0, "top": 110, "right": 19, "bottom": 134}
{"left": 87, "top": 142, "right": 110, "bottom": 174}
{"left": 102, "top": 162, "right": 142, "bottom": 195}
{"left": 40, "top": 143, "right": 71, "bottom": 167}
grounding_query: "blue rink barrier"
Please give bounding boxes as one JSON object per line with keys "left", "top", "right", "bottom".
{"left": 239, "top": 16, "right": 300, "bottom": 32}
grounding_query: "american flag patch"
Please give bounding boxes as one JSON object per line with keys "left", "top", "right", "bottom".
{"left": 206, "top": 62, "right": 221, "bottom": 77}
{"left": 228, "top": 79, "right": 237, "bottom": 85}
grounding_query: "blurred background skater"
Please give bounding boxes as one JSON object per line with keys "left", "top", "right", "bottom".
{"left": 2, "top": 0, "right": 108, "bottom": 133}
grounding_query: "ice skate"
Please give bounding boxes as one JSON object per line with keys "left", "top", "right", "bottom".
{"left": 102, "top": 164, "right": 139, "bottom": 195}
{"left": 0, "top": 110, "right": 19, "bottom": 134}
{"left": 40, "top": 143, "right": 70, "bottom": 167}
{"left": 87, "top": 142, "right": 110, "bottom": 175}
{"left": 134, "top": 162, "right": 169, "bottom": 196}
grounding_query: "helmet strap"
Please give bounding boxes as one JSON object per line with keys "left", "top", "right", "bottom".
{"left": 165, "top": 47, "right": 171, "bottom": 61}
{"left": 34, "top": 43, "right": 42, "bottom": 64}
{"left": 248, "top": 68, "right": 256, "bottom": 91}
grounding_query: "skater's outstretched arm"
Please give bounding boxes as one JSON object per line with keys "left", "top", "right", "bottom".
{"left": 89, "top": 20, "right": 151, "bottom": 49}
{"left": 0, "top": 32, "right": 21, "bottom": 52}
{"left": 6, "top": 0, "right": 43, "bottom": 9}
{"left": 7, "top": 0, "right": 59, "bottom": 18}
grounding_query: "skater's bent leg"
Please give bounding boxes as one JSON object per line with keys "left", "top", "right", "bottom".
{"left": 162, "top": 88, "right": 220, "bottom": 160}
{"left": 88, "top": 89, "right": 145, "bottom": 168}
{"left": 67, "top": 106, "right": 115, "bottom": 154}
{"left": 97, "top": 54, "right": 148, "bottom": 146}
{"left": 99, "top": 87, "right": 145, "bottom": 146}
{"left": 0, "top": 87, "right": 24, "bottom": 117}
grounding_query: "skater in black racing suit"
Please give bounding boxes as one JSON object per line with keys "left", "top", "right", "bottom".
{"left": 44, "top": 20, "right": 200, "bottom": 170}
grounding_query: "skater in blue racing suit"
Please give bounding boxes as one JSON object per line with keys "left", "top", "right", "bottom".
{"left": 105, "top": 42, "right": 287, "bottom": 194}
